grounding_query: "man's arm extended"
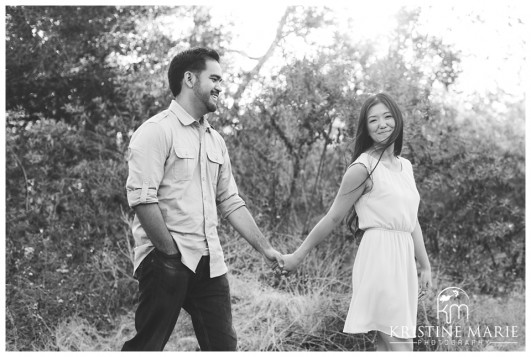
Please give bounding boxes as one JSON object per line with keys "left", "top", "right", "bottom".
{"left": 226, "top": 206, "right": 283, "bottom": 267}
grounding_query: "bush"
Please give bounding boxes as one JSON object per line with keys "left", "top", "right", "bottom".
{"left": 6, "top": 116, "right": 136, "bottom": 350}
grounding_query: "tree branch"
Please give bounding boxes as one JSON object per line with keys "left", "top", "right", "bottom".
{"left": 224, "top": 48, "right": 262, "bottom": 61}
{"left": 232, "top": 6, "right": 294, "bottom": 106}
{"left": 257, "top": 101, "right": 295, "bottom": 157}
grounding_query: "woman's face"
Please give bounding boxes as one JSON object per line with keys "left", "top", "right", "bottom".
{"left": 367, "top": 103, "right": 395, "bottom": 144}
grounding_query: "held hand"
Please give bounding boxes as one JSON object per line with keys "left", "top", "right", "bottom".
{"left": 280, "top": 253, "right": 302, "bottom": 275}
{"left": 262, "top": 247, "right": 284, "bottom": 275}
{"left": 418, "top": 267, "right": 433, "bottom": 301}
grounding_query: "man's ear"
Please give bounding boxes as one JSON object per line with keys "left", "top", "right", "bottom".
{"left": 184, "top": 71, "right": 195, "bottom": 88}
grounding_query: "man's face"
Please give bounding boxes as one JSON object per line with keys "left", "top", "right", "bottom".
{"left": 192, "top": 59, "right": 223, "bottom": 114}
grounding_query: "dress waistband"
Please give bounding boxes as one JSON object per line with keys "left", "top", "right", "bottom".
{"left": 364, "top": 227, "right": 411, "bottom": 234}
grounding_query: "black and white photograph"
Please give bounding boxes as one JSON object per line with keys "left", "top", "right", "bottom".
{"left": 2, "top": 0, "right": 527, "bottom": 352}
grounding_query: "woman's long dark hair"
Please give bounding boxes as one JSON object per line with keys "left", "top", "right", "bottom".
{"left": 345, "top": 92, "right": 404, "bottom": 239}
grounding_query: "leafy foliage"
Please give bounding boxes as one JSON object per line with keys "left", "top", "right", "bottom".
{"left": 6, "top": 114, "right": 136, "bottom": 350}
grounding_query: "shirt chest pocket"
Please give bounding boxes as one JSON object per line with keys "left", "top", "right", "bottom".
{"left": 206, "top": 150, "right": 224, "bottom": 186}
{"left": 173, "top": 147, "right": 195, "bottom": 182}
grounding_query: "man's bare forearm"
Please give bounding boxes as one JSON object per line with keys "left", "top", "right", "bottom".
{"left": 226, "top": 206, "right": 273, "bottom": 255}
{"left": 134, "top": 203, "right": 178, "bottom": 254}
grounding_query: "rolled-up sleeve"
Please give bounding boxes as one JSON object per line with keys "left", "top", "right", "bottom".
{"left": 126, "top": 122, "right": 168, "bottom": 208}
{"left": 216, "top": 141, "right": 245, "bottom": 219}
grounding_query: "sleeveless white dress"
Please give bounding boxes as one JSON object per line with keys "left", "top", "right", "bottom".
{"left": 343, "top": 152, "right": 420, "bottom": 339}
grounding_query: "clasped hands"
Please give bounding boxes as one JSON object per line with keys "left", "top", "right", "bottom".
{"left": 263, "top": 247, "right": 301, "bottom": 276}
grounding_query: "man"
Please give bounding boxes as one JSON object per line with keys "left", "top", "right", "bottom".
{"left": 122, "top": 47, "right": 283, "bottom": 351}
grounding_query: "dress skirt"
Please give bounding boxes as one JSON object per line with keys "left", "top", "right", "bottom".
{"left": 343, "top": 228, "right": 418, "bottom": 339}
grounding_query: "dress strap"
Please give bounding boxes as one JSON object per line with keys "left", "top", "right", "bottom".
{"left": 348, "top": 152, "right": 373, "bottom": 171}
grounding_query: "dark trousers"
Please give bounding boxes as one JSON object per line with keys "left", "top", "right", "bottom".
{"left": 122, "top": 250, "right": 237, "bottom": 351}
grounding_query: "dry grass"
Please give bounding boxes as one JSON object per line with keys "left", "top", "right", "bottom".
{"left": 55, "top": 311, "right": 198, "bottom": 351}
{"left": 52, "top": 271, "right": 365, "bottom": 351}
{"left": 231, "top": 273, "right": 336, "bottom": 351}
{"left": 51, "top": 232, "right": 525, "bottom": 352}
{"left": 53, "top": 275, "right": 525, "bottom": 352}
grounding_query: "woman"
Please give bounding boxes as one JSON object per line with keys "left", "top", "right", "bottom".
{"left": 281, "top": 92, "right": 432, "bottom": 351}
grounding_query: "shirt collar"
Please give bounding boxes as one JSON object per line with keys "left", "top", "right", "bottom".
{"left": 169, "top": 100, "right": 212, "bottom": 131}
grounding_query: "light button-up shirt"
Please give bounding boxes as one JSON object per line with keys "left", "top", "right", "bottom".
{"left": 126, "top": 100, "right": 245, "bottom": 277}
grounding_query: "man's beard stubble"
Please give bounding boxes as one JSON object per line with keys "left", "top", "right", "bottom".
{"left": 193, "top": 80, "right": 217, "bottom": 113}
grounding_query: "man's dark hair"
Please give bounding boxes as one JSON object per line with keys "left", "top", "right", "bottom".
{"left": 168, "top": 47, "right": 220, "bottom": 96}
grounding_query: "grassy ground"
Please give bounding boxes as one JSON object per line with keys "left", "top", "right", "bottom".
{"left": 53, "top": 272, "right": 371, "bottom": 351}
{"left": 9, "top": 227, "right": 524, "bottom": 351}
{"left": 53, "top": 270, "right": 525, "bottom": 352}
